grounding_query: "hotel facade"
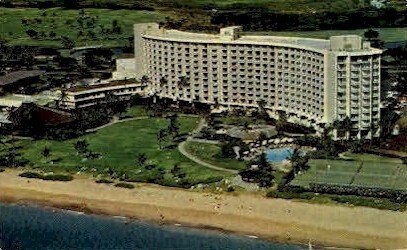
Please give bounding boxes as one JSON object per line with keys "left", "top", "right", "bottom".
{"left": 115, "top": 23, "right": 382, "bottom": 139}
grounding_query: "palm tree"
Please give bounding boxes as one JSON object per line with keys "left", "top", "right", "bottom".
{"left": 159, "top": 77, "right": 168, "bottom": 86}
{"left": 178, "top": 76, "right": 189, "bottom": 88}
{"left": 380, "top": 108, "right": 399, "bottom": 138}
{"left": 342, "top": 116, "right": 353, "bottom": 140}
{"left": 288, "top": 147, "right": 309, "bottom": 175}
{"left": 42, "top": 147, "right": 51, "bottom": 160}
{"left": 57, "top": 89, "right": 69, "bottom": 109}
{"left": 333, "top": 116, "right": 353, "bottom": 140}
{"left": 275, "top": 111, "right": 287, "bottom": 135}
{"left": 141, "top": 75, "right": 150, "bottom": 85}
{"left": 157, "top": 128, "right": 167, "bottom": 150}
{"left": 257, "top": 99, "right": 268, "bottom": 119}
{"left": 167, "top": 114, "right": 180, "bottom": 139}
{"left": 74, "top": 139, "right": 89, "bottom": 155}
{"left": 136, "top": 153, "right": 147, "bottom": 167}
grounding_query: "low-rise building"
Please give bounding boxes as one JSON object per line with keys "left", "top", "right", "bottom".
{"left": 59, "top": 80, "right": 147, "bottom": 110}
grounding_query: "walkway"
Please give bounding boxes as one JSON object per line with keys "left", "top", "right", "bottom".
{"left": 178, "top": 119, "right": 238, "bottom": 174}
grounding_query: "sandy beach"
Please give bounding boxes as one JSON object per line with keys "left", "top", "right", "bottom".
{"left": 0, "top": 169, "right": 406, "bottom": 249}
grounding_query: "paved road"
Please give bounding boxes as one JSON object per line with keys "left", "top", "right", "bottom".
{"left": 178, "top": 119, "right": 238, "bottom": 174}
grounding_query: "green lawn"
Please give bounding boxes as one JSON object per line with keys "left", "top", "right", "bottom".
{"left": 1, "top": 7, "right": 405, "bottom": 48}
{"left": 184, "top": 141, "right": 247, "bottom": 171}
{"left": 164, "top": 0, "right": 405, "bottom": 12}
{"left": 0, "top": 7, "right": 165, "bottom": 47}
{"left": 123, "top": 105, "right": 149, "bottom": 118}
{"left": 246, "top": 27, "right": 407, "bottom": 43}
{"left": 6, "top": 117, "right": 230, "bottom": 185}
{"left": 291, "top": 154, "right": 407, "bottom": 190}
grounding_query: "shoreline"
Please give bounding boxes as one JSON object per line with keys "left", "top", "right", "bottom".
{"left": 0, "top": 169, "right": 406, "bottom": 249}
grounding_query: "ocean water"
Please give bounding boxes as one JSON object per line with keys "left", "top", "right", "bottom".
{"left": 0, "top": 203, "right": 305, "bottom": 250}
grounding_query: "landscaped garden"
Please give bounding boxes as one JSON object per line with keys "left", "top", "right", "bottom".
{"left": 184, "top": 141, "right": 247, "bottom": 171}
{"left": 2, "top": 116, "right": 231, "bottom": 187}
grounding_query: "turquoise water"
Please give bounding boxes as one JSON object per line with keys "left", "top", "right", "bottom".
{"left": 266, "top": 148, "right": 294, "bottom": 162}
{"left": 0, "top": 203, "right": 305, "bottom": 250}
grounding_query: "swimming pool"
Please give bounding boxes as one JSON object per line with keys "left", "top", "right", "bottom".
{"left": 266, "top": 147, "right": 294, "bottom": 163}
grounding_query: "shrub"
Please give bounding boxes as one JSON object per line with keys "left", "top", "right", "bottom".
{"left": 226, "top": 186, "right": 235, "bottom": 192}
{"left": 19, "top": 171, "right": 43, "bottom": 179}
{"left": 19, "top": 171, "right": 73, "bottom": 182}
{"left": 266, "top": 190, "right": 406, "bottom": 211}
{"left": 96, "top": 178, "right": 114, "bottom": 184}
{"left": 309, "top": 183, "right": 407, "bottom": 203}
{"left": 42, "top": 174, "right": 73, "bottom": 181}
{"left": 197, "top": 176, "right": 224, "bottom": 184}
{"left": 114, "top": 182, "right": 135, "bottom": 189}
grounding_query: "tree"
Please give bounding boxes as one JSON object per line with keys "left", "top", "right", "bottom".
{"left": 364, "top": 29, "right": 379, "bottom": 40}
{"left": 287, "top": 147, "right": 309, "bottom": 174}
{"left": 0, "top": 148, "right": 28, "bottom": 168}
{"left": 61, "top": 36, "right": 75, "bottom": 49}
{"left": 171, "top": 164, "right": 186, "bottom": 179}
{"left": 221, "top": 138, "right": 246, "bottom": 159}
{"left": 350, "top": 140, "right": 363, "bottom": 153}
{"left": 257, "top": 99, "right": 268, "bottom": 119}
{"left": 157, "top": 128, "right": 167, "bottom": 150}
{"left": 242, "top": 120, "right": 250, "bottom": 131}
{"left": 275, "top": 111, "right": 287, "bottom": 135}
{"left": 380, "top": 108, "right": 400, "bottom": 138}
{"left": 42, "top": 147, "right": 51, "bottom": 159}
{"left": 112, "top": 19, "right": 122, "bottom": 34}
{"left": 49, "top": 31, "right": 57, "bottom": 38}
{"left": 258, "top": 131, "right": 268, "bottom": 142}
{"left": 333, "top": 116, "right": 353, "bottom": 140}
{"left": 159, "top": 77, "right": 168, "bottom": 86}
{"left": 57, "top": 89, "right": 68, "bottom": 108}
{"left": 136, "top": 153, "right": 147, "bottom": 167}
{"left": 26, "top": 29, "right": 38, "bottom": 39}
{"left": 178, "top": 76, "right": 189, "bottom": 88}
{"left": 62, "top": 0, "right": 81, "bottom": 9}
{"left": 141, "top": 75, "right": 150, "bottom": 85}
{"left": 364, "top": 29, "right": 384, "bottom": 48}
{"left": 167, "top": 114, "right": 180, "bottom": 139}
{"left": 74, "top": 139, "right": 89, "bottom": 155}
{"left": 239, "top": 153, "right": 275, "bottom": 188}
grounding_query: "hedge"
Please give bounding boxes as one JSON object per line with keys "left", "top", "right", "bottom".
{"left": 266, "top": 190, "right": 406, "bottom": 211}
{"left": 114, "top": 182, "right": 135, "bottom": 189}
{"left": 309, "top": 183, "right": 407, "bottom": 203}
{"left": 19, "top": 171, "right": 73, "bottom": 182}
{"left": 96, "top": 178, "right": 114, "bottom": 184}
{"left": 42, "top": 174, "right": 73, "bottom": 181}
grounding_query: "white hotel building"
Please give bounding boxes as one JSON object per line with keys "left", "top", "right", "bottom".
{"left": 114, "top": 23, "right": 382, "bottom": 139}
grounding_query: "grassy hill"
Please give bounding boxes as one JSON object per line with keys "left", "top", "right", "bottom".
{"left": 0, "top": 1, "right": 405, "bottom": 48}
{"left": 0, "top": 7, "right": 165, "bottom": 48}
